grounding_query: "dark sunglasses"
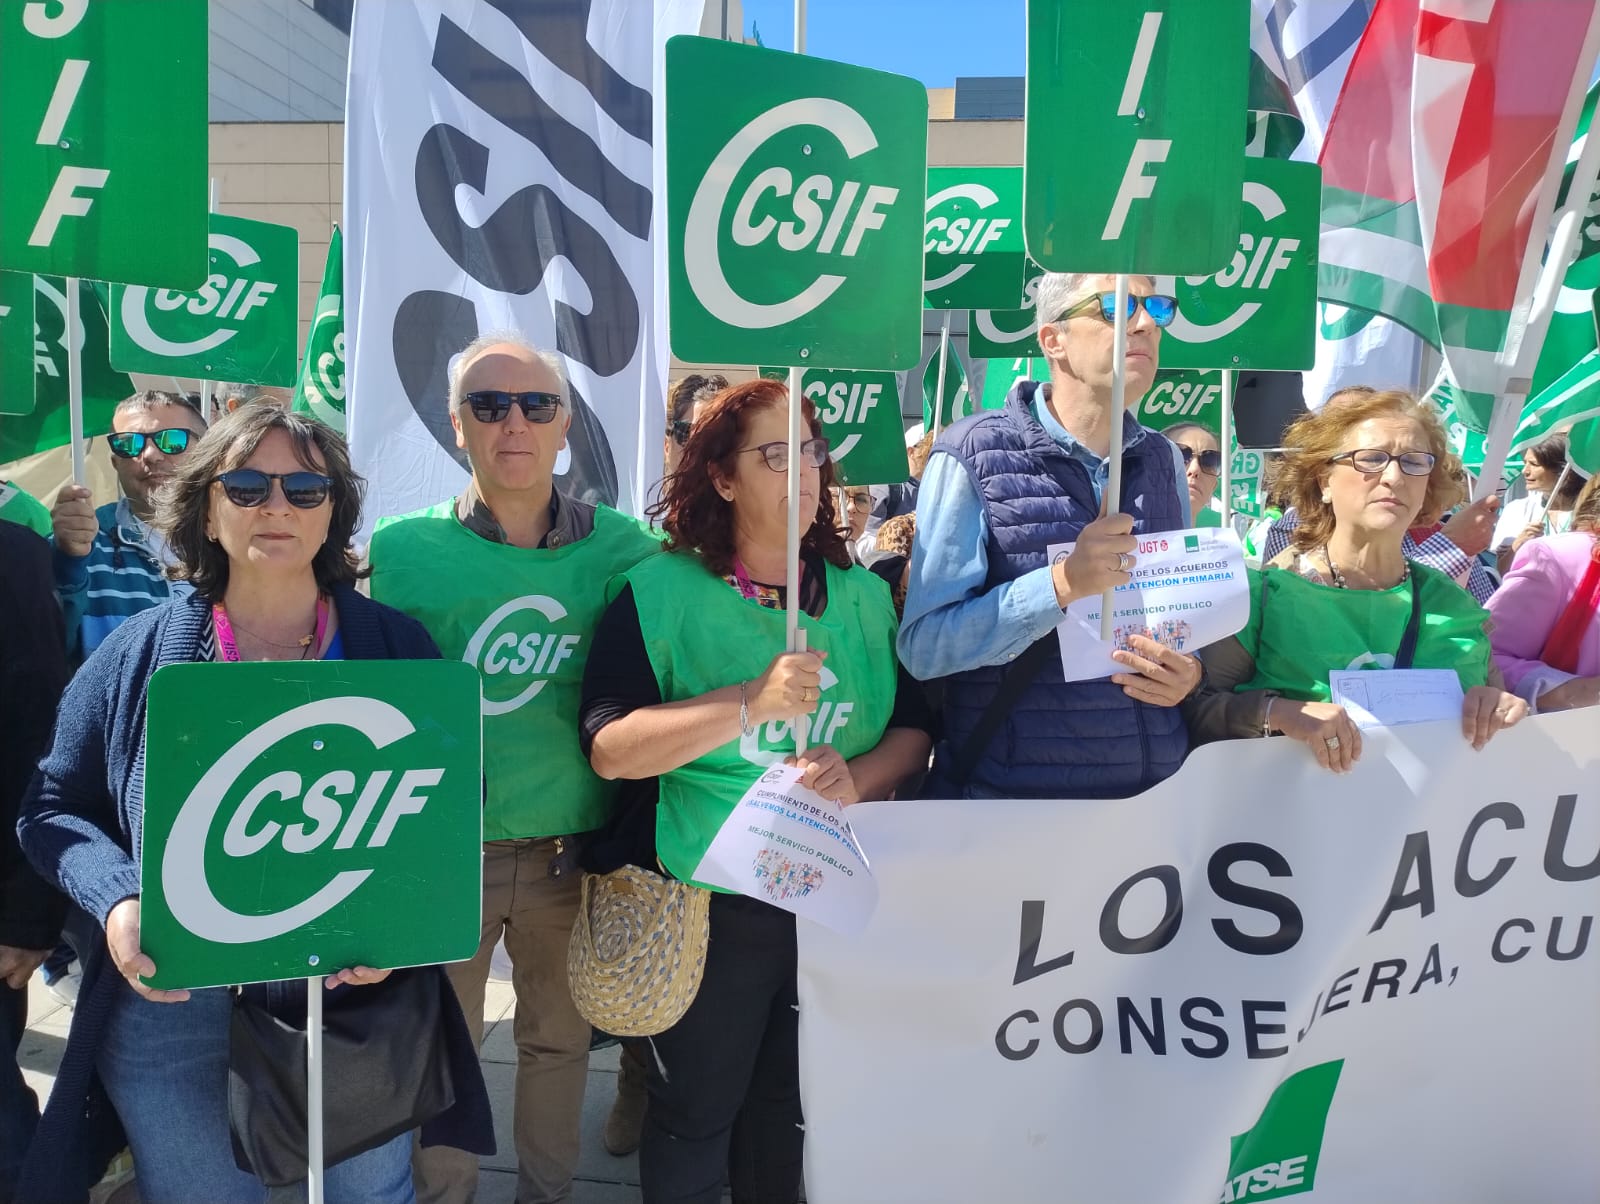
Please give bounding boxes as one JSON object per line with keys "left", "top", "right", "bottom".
{"left": 1057, "top": 292, "right": 1178, "bottom": 328}
{"left": 213, "top": 469, "right": 334, "bottom": 509}
{"left": 1179, "top": 446, "right": 1223, "bottom": 474}
{"left": 1327, "top": 449, "right": 1437, "bottom": 477}
{"left": 108, "top": 428, "right": 194, "bottom": 459}
{"left": 464, "top": 390, "right": 561, "bottom": 424}
{"left": 740, "top": 437, "right": 831, "bottom": 473}
{"left": 670, "top": 418, "right": 694, "bottom": 446}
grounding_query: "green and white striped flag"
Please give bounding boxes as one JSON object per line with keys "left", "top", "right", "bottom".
{"left": 1510, "top": 349, "right": 1600, "bottom": 456}
{"left": 291, "top": 227, "right": 345, "bottom": 433}
{"left": 922, "top": 345, "right": 969, "bottom": 431}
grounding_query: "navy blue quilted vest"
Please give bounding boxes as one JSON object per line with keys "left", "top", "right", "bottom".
{"left": 928, "top": 380, "right": 1190, "bottom": 799}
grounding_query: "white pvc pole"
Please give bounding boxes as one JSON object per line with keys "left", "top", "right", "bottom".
{"left": 307, "top": 975, "right": 324, "bottom": 1203}
{"left": 1219, "top": 369, "right": 1234, "bottom": 527}
{"left": 786, "top": 0, "right": 809, "bottom": 755}
{"left": 932, "top": 311, "right": 951, "bottom": 438}
{"left": 200, "top": 177, "right": 218, "bottom": 426}
{"left": 66, "top": 280, "right": 85, "bottom": 485}
{"left": 1099, "top": 273, "right": 1130, "bottom": 641}
{"left": 1535, "top": 461, "right": 1573, "bottom": 529}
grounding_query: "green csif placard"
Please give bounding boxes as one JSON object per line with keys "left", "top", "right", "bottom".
{"left": 110, "top": 214, "right": 300, "bottom": 385}
{"left": 0, "top": 270, "right": 34, "bottom": 416}
{"left": 141, "top": 660, "right": 484, "bottom": 989}
{"left": 924, "top": 167, "right": 1026, "bottom": 310}
{"left": 0, "top": 0, "right": 207, "bottom": 287}
{"left": 667, "top": 36, "right": 928, "bottom": 368}
{"left": 1024, "top": 0, "right": 1248, "bottom": 275}
{"left": 759, "top": 365, "right": 908, "bottom": 484}
{"left": 1158, "top": 158, "right": 1322, "bottom": 372}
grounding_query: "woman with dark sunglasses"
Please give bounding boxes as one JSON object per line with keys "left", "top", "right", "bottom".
{"left": 1182, "top": 391, "right": 1525, "bottom": 772}
{"left": 16, "top": 406, "right": 491, "bottom": 1202}
{"left": 1165, "top": 421, "right": 1224, "bottom": 528}
{"left": 578, "top": 379, "right": 933, "bottom": 1204}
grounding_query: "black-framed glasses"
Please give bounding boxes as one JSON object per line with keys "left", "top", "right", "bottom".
{"left": 670, "top": 418, "right": 694, "bottom": 446}
{"left": 1328, "top": 449, "right": 1437, "bottom": 477}
{"left": 463, "top": 390, "right": 561, "bottom": 424}
{"left": 740, "top": 437, "right": 831, "bottom": 473}
{"left": 108, "top": 428, "right": 194, "bottom": 459}
{"left": 1057, "top": 292, "right": 1178, "bottom": 328}
{"left": 843, "top": 489, "right": 872, "bottom": 509}
{"left": 1179, "top": 446, "right": 1223, "bottom": 475}
{"left": 213, "top": 469, "right": 334, "bottom": 509}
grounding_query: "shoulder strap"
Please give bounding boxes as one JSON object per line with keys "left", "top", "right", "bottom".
{"left": 948, "top": 635, "right": 1056, "bottom": 787}
{"left": 1393, "top": 572, "right": 1426, "bottom": 670}
{"left": 1538, "top": 544, "right": 1600, "bottom": 674}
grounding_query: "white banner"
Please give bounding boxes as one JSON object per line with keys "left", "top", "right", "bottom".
{"left": 798, "top": 713, "right": 1600, "bottom": 1203}
{"left": 344, "top": 0, "right": 705, "bottom": 534}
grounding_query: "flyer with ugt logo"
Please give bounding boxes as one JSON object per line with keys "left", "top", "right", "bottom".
{"left": 1048, "top": 527, "right": 1249, "bottom": 683}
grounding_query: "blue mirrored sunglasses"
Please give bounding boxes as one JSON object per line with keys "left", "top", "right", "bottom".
{"left": 1057, "top": 292, "right": 1178, "bottom": 328}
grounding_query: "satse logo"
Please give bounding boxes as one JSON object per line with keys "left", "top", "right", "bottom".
{"left": 924, "top": 182, "right": 1010, "bottom": 292}
{"left": 684, "top": 99, "right": 901, "bottom": 329}
{"left": 463, "top": 595, "right": 580, "bottom": 716}
{"left": 119, "top": 230, "right": 278, "bottom": 357}
{"left": 1160, "top": 181, "right": 1302, "bottom": 344}
{"left": 162, "top": 697, "right": 444, "bottom": 943}
{"left": 1218, "top": 1059, "right": 1342, "bottom": 1202}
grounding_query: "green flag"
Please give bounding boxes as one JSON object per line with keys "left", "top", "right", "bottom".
{"left": 922, "top": 346, "right": 968, "bottom": 431}
{"left": 1, "top": 276, "right": 133, "bottom": 465}
{"left": 979, "top": 356, "right": 1044, "bottom": 411}
{"left": 291, "top": 227, "right": 346, "bottom": 433}
{"left": 1511, "top": 349, "right": 1600, "bottom": 458}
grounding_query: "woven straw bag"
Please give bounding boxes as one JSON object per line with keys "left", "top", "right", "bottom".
{"left": 568, "top": 864, "right": 711, "bottom": 1037}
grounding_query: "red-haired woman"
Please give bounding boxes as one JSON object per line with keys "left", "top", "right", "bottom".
{"left": 579, "top": 380, "right": 933, "bottom": 1204}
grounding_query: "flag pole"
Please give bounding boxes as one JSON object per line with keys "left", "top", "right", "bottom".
{"left": 786, "top": 0, "right": 809, "bottom": 754}
{"left": 66, "top": 280, "right": 85, "bottom": 485}
{"left": 199, "top": 177, "right": 218, "bottom": 426}
{"left": 1219, "top": 369, "right": 1234, "bottom": 528}
{"left": 1534, "top": 460, "right": 1573, "bottom": 530}
{"left": 306, "top": 974, "right": 324, "bottom": 1204}
{"left": 933, "top": 310, "right": 951, "bottom": 438}
{"left": 1099, "top": 273, "right": 1130, "bottom": 641}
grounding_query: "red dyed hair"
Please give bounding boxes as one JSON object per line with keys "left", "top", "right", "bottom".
{"left": 651, "top": 378, "right": 849, "bottom": 576}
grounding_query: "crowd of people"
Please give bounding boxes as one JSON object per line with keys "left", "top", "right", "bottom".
{"left": 1, "top": 269, "right": 1589, "bottom": 1203}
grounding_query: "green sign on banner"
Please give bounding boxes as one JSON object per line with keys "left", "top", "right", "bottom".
{"left": 1158, "top": 159, "right": 1321, "bottom": 371}
{"left": 1227, "top": 446, "right": 1270, "bottom": 519}
{"left": 110, "top": 214, "right": 300, "bottom": 385}
{"left": 1023, "top": 0, "right": 1248, "bottom": 274}
{"left": 0, "top": 276, "right": 133, "bottom": 464}
{"left": 758, "top": 366, "right": 907, "bottom": 484}
{"left": 0, "top": 0, "right": 207, "bottom": 287}
{"left": 924, "top": 167, "right": 1026, "bottom": 310}
{"left": 1135, "top": 368, "right": 1225, "bottom": 434}
{"left": 0, "top": 271, "right": 34, "bottom": 416}
{"left": 141, "top": 661, "right": 484, "bottom": 989}
{"left": 969, "top": 308, "right": 1041, "bottom": 358}
{"left": 291, "top": 227, "right": 345, "bottom": 432}
{"left": 980, "top": 356, "right": 1047, "bottom": 410}
{"left": 667, "top": 36, "right": 927, "bottom": 368}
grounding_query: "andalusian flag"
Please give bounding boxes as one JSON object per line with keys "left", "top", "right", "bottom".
{"left": 291, "top": 227, "right": 346, "bottom": 433}
{"left": 922, "top": 345, "right": 969, "bottom": 432}
{"left": 1317, "top": 0, "right": 1600, "bottom": 430}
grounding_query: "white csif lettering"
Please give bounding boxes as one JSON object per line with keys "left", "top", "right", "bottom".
{"left": 462, "top": 594, "right": 576, "bottom": 715}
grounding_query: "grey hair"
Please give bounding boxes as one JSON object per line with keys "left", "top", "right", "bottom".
{"left": 447, "top": 330, "right": 569, "bottom": 413}
{"left": 216, "top": 382, "right": 277, "bottom": 408}
{"left": 115, "top": 389, "right": 204, "bottom": 425}
{"left": 1033, "top": 271, "right": 1159, "bottom": 338}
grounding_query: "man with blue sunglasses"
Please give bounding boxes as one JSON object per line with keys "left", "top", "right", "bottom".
{"left": 49, "top": 390, "right": 206, "bottom": 664}
{"left": 899, "top": 272, "right": 1202, "bottom": 801}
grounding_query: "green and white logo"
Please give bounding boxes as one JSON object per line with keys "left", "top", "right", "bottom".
{"left": 1159, "top": 159, "right": 1322, "bottom": 372}
{"left": 1023, "top": 0, "right": 1248, "bottom": 275}
{"left": 1218, "top": 1060, "right": 1342, "bottom": 1202}
{"left": 1136, "top": 368, "right": 1225, "bottom": 433}
{"left": 667, "top": 36, "right": 927, "bottom": 368}
{"left": 292, "top": 227, "right": 345, "bottom": 431}
{"left": 142, "top": 661, "right": 483, "bottom": 989}
{"left": 969, "top": 256, "right": 1045, "bottom": 358}
{"left": 760, "top": 366, "right": 909, "bottom": 485}
{"left": 0, "top": 270, "right": 33, "bottom": 416}
{"left": 463, "top": 595, "right": 583, "bottom": 716}
{"left": 0, "top": 0, "right": 207, "bottom": 287}
{"left": 110, "top": 213, "right": 299, "bottom": 384}
{"left": 740, "top": 665, "right": 855, "bottom": 766}
{"left": 924, "top": 167, "right": 1025, "bottom": 310}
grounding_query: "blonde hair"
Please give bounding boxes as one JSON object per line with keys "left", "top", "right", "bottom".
{"left": 1277, "top": 390, "right": 1463, "bottom": 553}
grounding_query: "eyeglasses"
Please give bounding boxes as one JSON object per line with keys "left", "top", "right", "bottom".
{"left": 670, "top": 419, "right": 694, "bottom": 446}
{"left": 844, "top": 491, "right": 872, "bottom": 509}
{"left": 463, "top": 390, "right": 561, "bottom": 424}
{"left": 213, "top": 469, "right": 334, "bottom": 509}
{"left": 1179, "top": 446, "right": 1223, "bottom": 475}
{"left": 108, "top": 428, "right": 194, "bottom": 459}
{"left": 1327, "top": 449, "right": 1437, "bottom": 477}
{"left": 739, "top": 437, "right": 831, "bottom": 473}
{"left": 1057, "top": 292, "right": 1178, "bottom": 328}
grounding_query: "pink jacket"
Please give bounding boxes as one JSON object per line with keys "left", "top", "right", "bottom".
{"left": 1487, "top": 530, "right": 1600, "bottom": 708}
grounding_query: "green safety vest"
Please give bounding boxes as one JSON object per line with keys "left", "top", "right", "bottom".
{"left": 1236, "top": 563, "right": 1490, "bottom": 702}
{"left": 623, "top": 550, "right": 899, "bottom": 891}
{"left": 369, "top": 500, "right": 660, "bottom": 840}
{"left": 0, "top": 481, "right": 51, "bottom": 538}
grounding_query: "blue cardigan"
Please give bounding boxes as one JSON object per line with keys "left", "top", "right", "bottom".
{"left": 16, "top": 585, "right": 494, "bottom": 1198}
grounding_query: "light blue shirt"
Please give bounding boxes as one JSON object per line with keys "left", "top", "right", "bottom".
{"left": 896, "top": 393, "right": 1190, "bottom": 680}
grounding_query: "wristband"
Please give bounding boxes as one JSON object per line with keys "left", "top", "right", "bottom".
{"left": 739, "top": 680, "right": 754, "bottom": 736}
{"left": 1261, "top": 692, "right": 1279, "bottom": 738}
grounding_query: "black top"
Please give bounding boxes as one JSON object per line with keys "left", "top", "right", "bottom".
{"left": 579, "top": 554, "right": 936, "bottom": 873}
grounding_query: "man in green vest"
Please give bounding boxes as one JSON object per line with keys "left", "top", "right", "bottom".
{"left": 368, "top": 333, "right": 659, "bottom": 1204}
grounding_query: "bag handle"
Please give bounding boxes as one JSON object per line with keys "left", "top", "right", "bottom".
{"left": 1394, "top": 574, "right": 1425, "bottom": 670}
{"left": 948, "top": 635, "right": 1055, "bottom": 787}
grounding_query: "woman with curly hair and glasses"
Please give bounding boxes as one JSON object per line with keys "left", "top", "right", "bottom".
{"left": 578, "top": 379, "right": 932, "bottom": 1204}
{"left": 1182, "top": 390, "right": 1526, "bottom": 772}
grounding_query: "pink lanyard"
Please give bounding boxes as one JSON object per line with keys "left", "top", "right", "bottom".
{"left": 729, "top": 558, "right": 803, "bottom": 605}
{"left": 212, "top": 597, "right": 329, "bottom": 663}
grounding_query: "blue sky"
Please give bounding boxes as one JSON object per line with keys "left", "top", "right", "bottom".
{"left": 738, "top": 0, "right": 1025, "bottom": 85}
